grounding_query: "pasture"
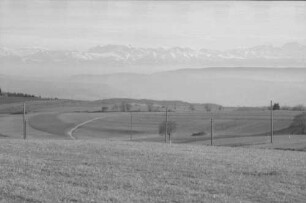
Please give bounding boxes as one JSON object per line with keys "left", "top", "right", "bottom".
{"left": 26, "top": 110, "right": 305, "bottom": 150}
{"left": 1, "top": 100, "right": 306, "bottom": 202}
{"left": 1, "top": 103, "right": 305, "bottom": 150}
{"left": 70, "top": 111, "right": 306, "bottom": 151}
{"left": 0, "top": 139, "right": 305, "bottom": 202}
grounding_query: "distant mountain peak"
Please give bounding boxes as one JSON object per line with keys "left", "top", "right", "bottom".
{"left": 1, "top": 42, "right": 305, "bottom": 75}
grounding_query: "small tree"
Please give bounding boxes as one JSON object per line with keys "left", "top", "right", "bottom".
{"left": 273, "top": 103, "right": 280, "bottom": 110}
{"left": 119, "top": 102, "right": 132, "bottom": 112}
{"left": 204, "top": 104, "right": 212, "bottom": 112}
{"left": 159, "top": 121, "right": 177, "bottom": 142}
{"left": 189, "top": 104, "right": 195, "bottom": 111}
{"left": 120, "top": 102, "right": 126, "bottom": 112}
{"left": 101, "top": 106, "right": 108, "bottom": 112}
{"left": 125, "top": 103, "right": 132, "bottom": 112}
{"left": 111, "top": 104, "right": 119, "bottom": 111}
{"left": 147, "top": 103, "right": 154, "bottom": 112}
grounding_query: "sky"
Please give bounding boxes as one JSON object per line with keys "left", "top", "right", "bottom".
{"left": 0, "top": 0, "right": 306, "bottom": 50}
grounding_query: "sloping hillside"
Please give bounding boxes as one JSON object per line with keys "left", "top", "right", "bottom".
{"left": 277, "top": 113, "right": 306, "bottom": 135}
{"left": 72, "top": 67, "right": 306, "bottom": 106}
{"left": 0, "top": 96, "right": 42, "bottom": 105}
{"left": 0, "top": 89, "right": 43, "bottom": 105}
{"left": 1, "top": 68, "right": 305, "bottom": 106}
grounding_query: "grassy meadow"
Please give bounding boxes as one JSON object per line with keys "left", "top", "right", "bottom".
{"left": 0, "top": 102, "right": 304, "bottom": 150}
{"left": 0, "top": 107, "right": 303, "bottom": 150}
{"left": 0, "top": 139, "right": 306, "bottom": 202}
{"left": 0, "top": 99, "right": 306, "bottom": 202}
{"left": 63, "top": 111, "right": 303, "bottom": 149}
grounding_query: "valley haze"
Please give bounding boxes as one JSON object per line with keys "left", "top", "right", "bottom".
{"left": 0, "top": 66, "right": 305, "bottom": 107}
{"left": 0, "top": 0, "right": 305, "bottom": 106}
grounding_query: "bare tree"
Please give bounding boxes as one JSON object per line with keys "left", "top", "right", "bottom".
{"left": 159, "top": 121, "right": 177, "bottom": 141}
{"left": 120, "top": 102, "right": 132, "bottom": 112}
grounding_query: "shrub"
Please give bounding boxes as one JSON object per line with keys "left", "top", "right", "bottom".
{"left": 290, "top": 113, "right": 306, "bottom": 134}
{"left": 191, "top": 131, "right": 206, "bottom": 136}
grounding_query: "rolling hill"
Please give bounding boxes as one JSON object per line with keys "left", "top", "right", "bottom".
{"left": 1, "top": 67, "right": 306, "bottom": 106}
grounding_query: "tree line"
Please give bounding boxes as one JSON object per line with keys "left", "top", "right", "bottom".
{"left": 0, "top": 88, "right": 37, "bottom": 98}
{"left": 269, "top": 103, "right": 306, "bottom": 111}
{"left": 101, "top": 102, "right": 224, "bottom": 112}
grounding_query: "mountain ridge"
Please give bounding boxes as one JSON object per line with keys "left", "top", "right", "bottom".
{"left": 1, "top": 42, "right": 305, "bottom": 76}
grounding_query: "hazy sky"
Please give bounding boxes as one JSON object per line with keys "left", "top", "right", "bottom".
{"left": 0, "top": 0, "right": 306, "bottom": 50}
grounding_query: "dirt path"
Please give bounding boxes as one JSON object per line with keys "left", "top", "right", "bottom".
{"left": 67, "top": 117, "right": 105, "bottom": 139}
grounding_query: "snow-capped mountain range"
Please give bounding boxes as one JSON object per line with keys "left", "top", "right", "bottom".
{"left": 1, "top": 42, "right": 305, "bottom": 69}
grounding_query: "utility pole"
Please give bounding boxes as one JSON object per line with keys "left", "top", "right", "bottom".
{"left": 270, "top": 100, "right": 274, "bottom": 144}
{"left": 210, "top": 118, "right": 213, "bottom": 146}
{"left": 130, "top": 112, "right": 133, "bottom": 141}
{"left": 165, "top": 107, "right": 168, "bottom": 143}
{"left": 23, "top": 103, "right": 27, "bottom": 140}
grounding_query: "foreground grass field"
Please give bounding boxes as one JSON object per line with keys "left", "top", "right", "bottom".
{"left": 0, "top": 139, "right": 305, "bottom": 202}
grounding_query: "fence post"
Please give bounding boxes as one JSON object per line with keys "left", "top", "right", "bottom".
{"left": 130, "top": 112, "right": 133, "bottom": 140}
{"left": 210, "top": 118, "right": 213, "bottom": 146}
{"left": 270, "top": 100, "right": 273, "bottom": 144}
{"left": 23, "top": 103, "right": 27, "bottom": 140}
{"left": 165, "top": 107, "right": 168, "bottom": 143}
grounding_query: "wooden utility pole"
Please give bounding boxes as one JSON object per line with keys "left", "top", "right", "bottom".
{"left": 23, "top": 103, "right": 27, "bottom": 139}
{"left": 165, "top": 107, "right": 168, "bottom": 143}
{"left": 210, "top": 118, "right": 213, "bottom": 146}
{"left": 130, "top": 112, "right": 133, "bottom": 140}
{"left": 270, "top": 100, "right": 274, "bottom": 144}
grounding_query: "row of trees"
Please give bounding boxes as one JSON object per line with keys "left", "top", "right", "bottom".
{"left": 189, "top": 104, "right": 223, "bottom": 112}
{"left": 0, "top": 87, "right": 36, "bottom": 98}
{"left": 102, "top": 102, "right": 163, "bottom": 112}
{"left": 102, "top": 102, "right": 224, "bottom": 112}
{"left": 108, "top": 102, "right": 132, "bottom": 112}
{"left": 269, "top": 103, "right": 306, "bottom": 111}
{"left": 281, "top": 105, "right": 305, "bottom": 111}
